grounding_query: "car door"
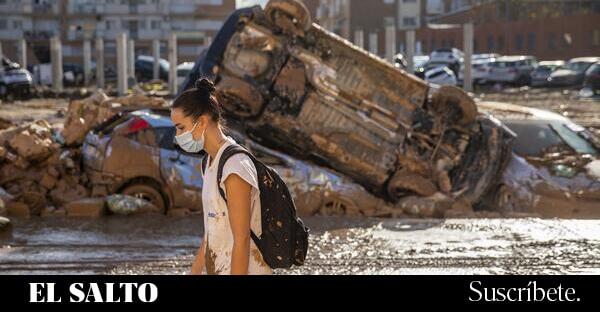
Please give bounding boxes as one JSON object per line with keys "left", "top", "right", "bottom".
{"left": 156, "top": 126, "right": 205, "bottom": 212}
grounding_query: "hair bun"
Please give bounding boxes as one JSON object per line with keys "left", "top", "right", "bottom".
{"left": 195, "top": 78, "right": 216, "bottom": 94}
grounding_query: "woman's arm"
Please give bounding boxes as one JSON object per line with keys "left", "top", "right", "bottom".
{"left": 224, "top": 174, "right": 252, "bottom": 275}
{"left": 190, "top": 237, "right": 206, "bottom": 275}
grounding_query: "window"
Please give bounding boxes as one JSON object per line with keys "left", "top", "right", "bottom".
{"left": 548, "top": 33, "right": 556, "bottom": 50}
{"left": 592, "top": 29, "right": 600, "bottom": 46}
{"left": 403, "top": 17, "right": 416, "bottom": 27}
{"left": 487, "top": 35, "right": 494, "bottom": 51}
{"left": 383, "top": 0, "right": 395, "bottom": 4}
{"left": 497, "top": 35, "right": 505, "bottom": 50}
{"left": 12, "top": 20, "right": 22, "bottom": 29}
{"left": 515, "top": 34, "right": 523, "bottom": 50}
{"left": 527, "top": 33, "right": 536, "bottom": 50}
{"left": 151, "top": 20, "right": 161, "bottom": 30}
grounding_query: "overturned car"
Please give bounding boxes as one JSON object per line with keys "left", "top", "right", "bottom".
{"left": 183, "top": 0, "right": 513, "bottom": 207}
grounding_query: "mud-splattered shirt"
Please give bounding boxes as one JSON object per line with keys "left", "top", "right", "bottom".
{"left": 201, "top": 136, "right": 272, "bottom": 275}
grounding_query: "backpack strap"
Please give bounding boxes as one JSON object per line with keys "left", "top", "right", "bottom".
{"left": 200, "top": 154, "right": 208, "bottom": 176}
{"left": 216, "top": 144, "right": 256, "bottom": 203}
{"left": 215, "top": 144, "right": 261, "bottom": 244}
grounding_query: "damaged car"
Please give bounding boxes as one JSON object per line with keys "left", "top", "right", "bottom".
{"left": 181, "top": 0, "right": 514, "bottom": 208}
{"left": 0, "top": 57, "right": 32, "bottom": 99}
{"left": 478, "top": 101, "right": 600, "bottom": 218}
{"left": 82, "top": 109, "right": 389, "bottom": 216}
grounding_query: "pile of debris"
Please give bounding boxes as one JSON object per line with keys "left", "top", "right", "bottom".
{"left": 0, "top": 91, "right": 167, "bottom": 220}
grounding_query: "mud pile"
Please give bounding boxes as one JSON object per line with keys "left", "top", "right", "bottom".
{"left": 0, "top": 91, "right": 167, "bottom": 219}
{"left": 62, "top": 90, "right": 167, "bottom": 146}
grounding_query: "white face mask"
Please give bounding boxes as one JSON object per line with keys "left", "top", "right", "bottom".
{"left": 175, "top": 122, "right": 205, "bottom": 153}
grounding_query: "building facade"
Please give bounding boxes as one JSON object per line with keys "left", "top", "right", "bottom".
{"left": 0, "top": 0, "right": 236, "bottom": 65}
{"left": 307, "top": 0, "right": 600, "bottom": 61}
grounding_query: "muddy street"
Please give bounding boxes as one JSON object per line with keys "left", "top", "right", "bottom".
{"left": 1, "top": 216, "right": 599, "bottom": 275}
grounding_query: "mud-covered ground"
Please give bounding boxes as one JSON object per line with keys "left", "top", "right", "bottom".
{"left": 1, "top": 89, "right": 599, "bottom": 275}
{"left": 1, "top": 215, "right": 599, "bottom": 275}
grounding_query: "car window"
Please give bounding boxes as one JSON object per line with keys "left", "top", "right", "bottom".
{"left": 586, "top": 63, "right": 600, "bottom": 75}
{"left": 567, "top": 61, "right": 592, "bottom": 73}
{"left": 504, "top": 120, "right": 597, "bottom": 156}
{"left": 550, "top": 122, "right": 598, "bottom": 156}
{"left": 155, "top": 126, "right": 177, "bottom": 150}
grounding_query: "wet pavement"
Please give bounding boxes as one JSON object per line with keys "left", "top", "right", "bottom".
{"left": 1, "top": 216, "right": 599, "bottom": 275}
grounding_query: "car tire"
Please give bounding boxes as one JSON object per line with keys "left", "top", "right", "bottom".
{"left": 216, "top": 76, "right": 265, "bottom": 117}
{"left": 429, "top": 85, "right": 477, "bottom": 126}
{"left": 321, "top": 196, "right": 359, "bottom": 216}
{"left": 120, "top": 182, "right": 167, "bottom": 213}
{"left": 265, "top": 0, "right": 312, "bottom": 36}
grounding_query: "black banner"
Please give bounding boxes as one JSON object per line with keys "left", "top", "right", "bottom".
{"left": 0, "top": 275, "right": 597, "bottom": 307}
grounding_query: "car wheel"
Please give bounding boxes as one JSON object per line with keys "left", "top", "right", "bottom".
{"left": 429, "top": 85, "right": 477, "bottom": 126}
{"left": 120, "top": 182, "right": 167, "bottom": 213}
{"left": 265, "top": 0, "right": 312, "bottom": 36}
{"left": 216, "top": 76, "right": 265, "bottom": 117}
{"left": 321, "top": 196, "right": 359, "bottom": 216}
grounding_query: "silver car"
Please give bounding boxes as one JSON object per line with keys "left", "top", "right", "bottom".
{"left": 487, "top": 55, "right": 538, "bottom": 85}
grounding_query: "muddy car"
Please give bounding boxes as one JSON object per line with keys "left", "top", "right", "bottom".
{"left": 82, "top": 109, "right": 388, "bottom": 216}
{"left": 182, "top": 0, "right": 513, "bottom": 207}
{"left": 478, "top": 101, "right": 600, "bottom": 218}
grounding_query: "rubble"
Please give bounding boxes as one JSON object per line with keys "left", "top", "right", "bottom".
{"left": 61, "top": 90, "right": 167, "bottom": 146}
{"left": 6, "top": 201, "right": 30, "bottom": 218}
{"left": 0, "top": 91, "right": 168, "bottom": 219}
{"left": 106, "top": 194, "right": 160, "bottom": 215}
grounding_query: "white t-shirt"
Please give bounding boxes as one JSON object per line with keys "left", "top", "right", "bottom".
{"left": 201, "top": 136, "right": 272, "bottom": 275}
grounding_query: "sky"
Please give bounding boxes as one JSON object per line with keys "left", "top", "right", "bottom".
{"left": 236, "top": 0, "right": 268, "bottom": 8}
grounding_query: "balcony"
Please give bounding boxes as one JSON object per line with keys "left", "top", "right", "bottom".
{"left": 24, "top": 30, "right": 55, "bottom": 41}
{"left": 32, "top": 3, "right": 58, "bottom": 14}
{"left": 0, "top": 29, "right": 24, "bottom": 40}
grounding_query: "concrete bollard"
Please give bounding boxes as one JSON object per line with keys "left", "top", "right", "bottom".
{"left": 116, "top": 32, "right": 128, "bottom": 96}
{"left": 50, "top": 36, "right": 63, "bottom": 92}
{"left": 168, "top": 33, "right": 177, "bottom": 94}
{"left": 405, "top": 30, "right": 415, "bottom": 74}
{"left": 128, "top": 39, "right": 135, "bottom": 81}
{"left": 95, "top": 38, "right": 105, "bottom": 89}
{"left": 463, "top": 23, "right": 474, "bottom": 92}
{"left": 83, "top": 40, "right": 91, "bottom": 86}
{"left": 18, "top": 39, "right": 27, "bottom": 70}
{"left": 153, "top": 39, "right": 160, "bottom": 80}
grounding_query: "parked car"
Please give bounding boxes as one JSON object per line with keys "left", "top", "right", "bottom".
{"left": 458, "top": 54, "right": 499, "bottom": 85}
{"left": 487, "top": 55, "right": 538, "bottom": 85}
{"left": 182, "top": 1, "right": 513, "bottom": 208}
{"left": 478, "top": 101, "right": 600, "bottom": 218}
{"left": 429, "top": 47, "right": 463, "bottom": 75}
{"left": 548, "top": 57, "right": 600, "bottom": 88}
{"left": 82, "top": 109, "right": 390, "bottom": 216}
{"left": 134, "top": 55, "right": 169, "bottom": 82}
{"left": 176, "top": 62, "right": 194, "bottom": 87}
{"left": 424, "top": 65, "right": 457, "bottom": 86}
{"left": 530, "top": 60, "right": 565, "bottom": 87}
{"left": 0, "top": 57, "right": 32, "bottom": 99}
{"left": 63, "top": 63, "right": 84, "bottom": 86}
{"left": 583, "top": 61, "right": 600, "bottom": 95}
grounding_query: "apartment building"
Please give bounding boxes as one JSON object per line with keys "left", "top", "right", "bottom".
{"left": 0, "top": 0, "right": 236, "bottom": 65}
